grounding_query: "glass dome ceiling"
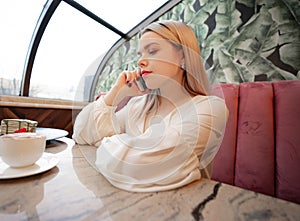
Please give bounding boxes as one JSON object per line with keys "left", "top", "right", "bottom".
{"left": 0, "top": 0, "right": 176, "bottom": 101}
{"left": 2, "top": 0, "right": 298, "bottom": 102}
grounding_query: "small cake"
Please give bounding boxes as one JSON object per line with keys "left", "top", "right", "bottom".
{"left": 0, "top": 119, "right": 38, "bottom": 135}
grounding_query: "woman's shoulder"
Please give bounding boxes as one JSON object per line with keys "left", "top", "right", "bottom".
{"left": 192, "top": 94, "right": 225, "bottom": 104}
{"left": 192, "top": 95, "right": 228, "bottom": 112}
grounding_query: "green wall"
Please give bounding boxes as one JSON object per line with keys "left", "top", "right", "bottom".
{"left": 95, "top": 0, "right": 299, "bottom": 96}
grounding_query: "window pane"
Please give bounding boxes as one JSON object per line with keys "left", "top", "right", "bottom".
{"left": 76, "top": 0, "right": 169, "bottom": 32}
{"left": 0, "top": 0, "right": 46, "bottom": 96}
{"left": 30, "top": 1, "right": 120, "bottom": 101}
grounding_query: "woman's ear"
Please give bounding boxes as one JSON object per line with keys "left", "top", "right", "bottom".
{"left": 180, "top": 49, "right": 185, "bottom": 63}
{"left": 179, "top": 50, "right": 186, "bottom": 70}
{"left": 179, "top": 50, "right": 185, "bottom": 70}
{"left": 179, "top": 48, "right": 185, "bottom": 64}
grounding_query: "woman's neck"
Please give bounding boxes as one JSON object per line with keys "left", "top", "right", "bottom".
{"left": 158, "top": 79, "right": 193, "bottom": 107}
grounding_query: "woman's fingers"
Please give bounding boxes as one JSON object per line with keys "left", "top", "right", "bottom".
{"left": 114, "top": 70, "right": 134, "bottom": 87}
{"left": 125, "top": 70, "right": 139, "bottom": 83}
{"left": 115, "top": 69, "right": 145, "bottom": 94}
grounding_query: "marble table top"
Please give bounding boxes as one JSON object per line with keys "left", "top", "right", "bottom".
{"left": 0, "top": 137, "right": 299, "bottom": 221}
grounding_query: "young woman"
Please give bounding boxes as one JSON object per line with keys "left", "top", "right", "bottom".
{"left": 73, "top": 20, "right": 228, "bottom": 192}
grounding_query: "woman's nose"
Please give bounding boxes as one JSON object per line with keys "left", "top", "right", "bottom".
{"left": 138, "top": 57, "right": 148, "bottom": 68}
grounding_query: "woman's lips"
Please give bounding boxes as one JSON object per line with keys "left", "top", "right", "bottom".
{"left": 141, "top": 70, "right": 152, "bottom": 77}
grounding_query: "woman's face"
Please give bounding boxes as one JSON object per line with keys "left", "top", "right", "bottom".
{"left": 137, "top": 31, "right": 184, "bottom": 90}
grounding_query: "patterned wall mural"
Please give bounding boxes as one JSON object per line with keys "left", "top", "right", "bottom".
{"left": 94, "top": 0, "right": 299, "bottom": 96}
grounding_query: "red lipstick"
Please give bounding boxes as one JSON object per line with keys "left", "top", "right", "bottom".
{"left": 141, "top": 70, "right": 152, "bottom": 77}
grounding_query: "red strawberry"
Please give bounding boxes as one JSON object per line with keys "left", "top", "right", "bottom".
{"left": 14, "top": 128, "right": 27, "bottom": 133}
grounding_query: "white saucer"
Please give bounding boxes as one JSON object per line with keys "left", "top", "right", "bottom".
{"left": 0, "top": 152, "right": 59, "bottom": 179}
{"left": 36, "top": 127, "right": 68, "bottom": 141}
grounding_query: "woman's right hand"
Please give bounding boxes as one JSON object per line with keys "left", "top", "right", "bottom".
{"left": 104, "top": 68, "right": 148, "bottom": 106}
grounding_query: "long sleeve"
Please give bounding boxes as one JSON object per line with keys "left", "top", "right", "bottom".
{"left": 95, "top": 95, "right": 228, "bottom": 192}
{"left": 72, "top": 97, "right": 123, "bottom": 146}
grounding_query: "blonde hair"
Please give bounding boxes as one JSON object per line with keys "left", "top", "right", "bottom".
{"left": 140, "top": 20, "right": 210, "bottom": 113}
{"left": 142, "top": 20, "right": 210, "bottom": 95}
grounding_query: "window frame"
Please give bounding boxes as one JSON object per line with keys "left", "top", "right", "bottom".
{"left": 21, "top": 0, "right": 182, "bottom": 101}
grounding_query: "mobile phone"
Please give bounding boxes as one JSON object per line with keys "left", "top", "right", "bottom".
{"left": 134, "top": 68, "right": 147, "bottom": 92}
{"left": 135, "top": 76, "right": 147, "bottom": 92}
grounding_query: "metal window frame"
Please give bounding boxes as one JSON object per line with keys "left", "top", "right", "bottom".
{"left": 21, "top": 0, "right": 182, "bottom": 100}
{"left": 88, "top": 0, "right": 182, "bottom": 101}
{"left": 21, "top": 0, "right": 61, "bottom": 96}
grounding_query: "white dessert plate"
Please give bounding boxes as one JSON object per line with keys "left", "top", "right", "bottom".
{"left": 0, "top": 152, "right": 59, "bottom": 179}
{"left": 36, "top": 127, "right": 68, "bottom": 141}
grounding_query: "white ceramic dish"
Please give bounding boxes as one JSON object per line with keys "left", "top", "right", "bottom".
{"left": 0, "top": 152, "right": 59, "bottom": 179}
{"left": 36, "top": 127, "right": 68, "bottom": 141}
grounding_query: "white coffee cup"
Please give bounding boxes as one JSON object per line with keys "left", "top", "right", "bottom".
{"left": 0, "top": 133, "right": 46, "bottom": 168}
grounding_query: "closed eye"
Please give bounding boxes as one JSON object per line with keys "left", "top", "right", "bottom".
{"left": 148, "top": 48, "right": 158, "bottom": 55}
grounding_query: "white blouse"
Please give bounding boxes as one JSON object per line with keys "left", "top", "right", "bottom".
{"left": 73, "top": 95, "right": 228, "bottom": 192}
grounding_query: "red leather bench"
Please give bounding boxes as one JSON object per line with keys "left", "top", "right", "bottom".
{"left": 95, "top": 80, "right": 300, "bottom": 204}
{"left": 211, "top": 80, "right": 300, "bottom": 204}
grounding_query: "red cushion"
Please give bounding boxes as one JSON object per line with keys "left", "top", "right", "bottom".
{"left": 234, "top": 82, "right": 275, "bottom": 196}
{"left": 211, "top": 84, "right": 239, "bottom": 185}
{"left": 274, "top": 80, "right": 300, "bottom": 204}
